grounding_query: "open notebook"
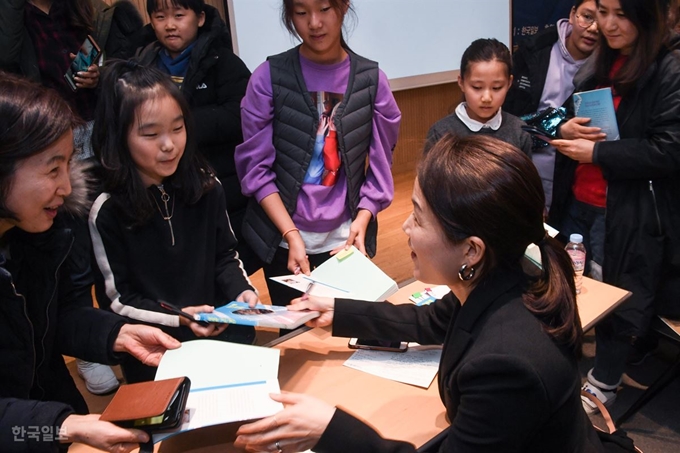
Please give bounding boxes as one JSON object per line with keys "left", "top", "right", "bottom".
{"left": 151, "top": 340, "right": 283, "bottom": 442}
{"left": 270, "top": 246, "right": 398, "bottom": 301}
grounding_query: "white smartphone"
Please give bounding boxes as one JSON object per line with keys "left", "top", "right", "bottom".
{"left": 348, "top": 338, "right": 408, "bottom": 353}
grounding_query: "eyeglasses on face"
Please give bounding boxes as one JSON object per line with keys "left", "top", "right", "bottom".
{"left": 575, "top": 12, "right": 596, "bottom": 29}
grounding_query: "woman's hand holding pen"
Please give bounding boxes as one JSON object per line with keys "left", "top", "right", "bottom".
{"left": 180, "top": 305, "right": 229, "bottom": 337}
{"left": 289, "top": 294, "right": 335, "bottom": 328}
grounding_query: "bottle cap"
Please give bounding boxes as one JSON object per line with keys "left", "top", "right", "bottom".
{"left": 569, "top": 233, "right": 583, "bottom": 243}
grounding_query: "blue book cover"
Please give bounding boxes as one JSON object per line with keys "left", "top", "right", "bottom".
{"left": 573, "top": 87, "right": 620, "bottom": 140}
{"left": 194, "top": 302, "right": 319, "bottom": 330}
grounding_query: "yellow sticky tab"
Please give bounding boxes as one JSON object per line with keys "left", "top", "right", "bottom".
{"left": 336, "top": 248, "right": 354, "bottom": 261}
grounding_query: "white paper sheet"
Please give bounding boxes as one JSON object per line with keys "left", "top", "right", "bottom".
{"left": 153, "top": 340, "right": 283, "bottom": 442}
{"left": 343, "top": 344, "right": 442, "bottom": 388}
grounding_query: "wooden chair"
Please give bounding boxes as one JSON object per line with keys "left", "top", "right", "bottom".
{"left": 615, "top": 316, "right": 680, "bottom": 427}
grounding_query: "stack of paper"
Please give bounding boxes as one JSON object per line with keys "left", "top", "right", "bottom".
{"left": 271, "top": 246, "right": 398, "bottom": 301}
{"left": 152, "top": 340, "right": 283, "bottom": 442}
{"left": 343, "top": 344, "right": 443, "bottom": 388}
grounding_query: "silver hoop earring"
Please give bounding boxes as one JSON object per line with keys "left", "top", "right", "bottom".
{"left": 458, "top": 264, "right": 475, "bottom": 281}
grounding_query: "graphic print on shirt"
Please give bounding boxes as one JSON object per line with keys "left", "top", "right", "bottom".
{"left": 304, "top": 91, "right": 343, "bottom": 186}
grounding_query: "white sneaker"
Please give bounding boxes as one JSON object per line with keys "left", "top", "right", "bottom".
{"left": 76, "top": 359, "right": 120, "bottom": 395}
{"left": 581, "top": 381, "right": 617, "bottom": 415}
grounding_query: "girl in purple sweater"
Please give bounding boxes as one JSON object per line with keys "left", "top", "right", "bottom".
{"left": 235, "top": 0, "right": 401, "bottom": 308}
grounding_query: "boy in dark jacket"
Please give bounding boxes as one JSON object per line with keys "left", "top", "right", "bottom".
{"left": 136, "top": 0, "right": 261, "bottom": 274}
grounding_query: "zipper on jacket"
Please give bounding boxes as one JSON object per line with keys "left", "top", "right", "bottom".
{"left": 649, "top": 180, "right": 663, "bottom": 236}
{"left": 37, "top": 235, "right": 74, "bottom": 375}
{"left": 11, "top": 281, "right": 39, "bottom": 395}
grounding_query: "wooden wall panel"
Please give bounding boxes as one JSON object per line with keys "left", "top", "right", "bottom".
{"left": 391, "top": 83, "right": 462, "bottom": 173}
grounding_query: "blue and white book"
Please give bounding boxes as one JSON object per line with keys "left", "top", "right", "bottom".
{"left": 573, "top": 87, "right": 620, "bottom": 140}
{"left": 194, "top": 302, "right": 319, "bottom": 330}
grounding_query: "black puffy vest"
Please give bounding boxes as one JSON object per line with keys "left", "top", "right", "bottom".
{"left": 242, "top": 46, "right": 380, "bottom": 264}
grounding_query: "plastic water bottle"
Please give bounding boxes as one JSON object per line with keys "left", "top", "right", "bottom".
{"left": 565, "top": 234, "right": 586, "bottom": 294}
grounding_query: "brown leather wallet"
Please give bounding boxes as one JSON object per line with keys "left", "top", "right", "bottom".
{"left": 100, "top": 376, "right": 191, "bottom": 431}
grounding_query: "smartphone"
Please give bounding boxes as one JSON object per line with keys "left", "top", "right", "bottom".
{"left": 131, "top": 377, "right": 191, "bottom": 431}
{"left": 63, "top": 35, "right": 101, "bottom": 91}
{"left": 348, "top": 338, "right": 408, "bottom": 353}
{"left": 521, "top": 125, "right": 554, "bottom": 143}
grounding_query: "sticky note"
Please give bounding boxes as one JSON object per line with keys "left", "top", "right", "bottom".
{"left": 336, "top": 248, "right": 354, "bottom": 261}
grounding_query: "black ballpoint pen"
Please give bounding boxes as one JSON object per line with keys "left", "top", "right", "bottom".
{"left": 158, "top": 300, "right": 210, "bottom": 326}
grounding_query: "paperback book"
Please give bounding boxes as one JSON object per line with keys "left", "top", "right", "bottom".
{"left": 270, "top": 246, "right": 398, "bottom": 301}
{"left": 194, "top": 302, "right": 319, "bottom": 330}
{"left": 573, "top": 87, "right": 620, "bottom": 140}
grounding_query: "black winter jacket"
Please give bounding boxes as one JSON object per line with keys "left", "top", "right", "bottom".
{"left": 316, "top": 267, "right": 604, "bottom": 453}
{"left": 0, "top": 163, "right": 127, "bottom": 452}
{"left": 503, "top": 26, "right": 559, "bottom": 117}
{"left": 0, "top": 0, "right": 143, "bottom": 80}
{"left": 136, "top": 6, "right": 258, "bottom": 272}
{"left": 552, "top": 36, "right": 680, "bottom": 323}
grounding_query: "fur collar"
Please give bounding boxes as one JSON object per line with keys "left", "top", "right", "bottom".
{"left": 62, "top": 159, "right": 94, "bottom": 216}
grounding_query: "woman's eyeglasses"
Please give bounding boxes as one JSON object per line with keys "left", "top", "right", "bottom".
{"left": 575, "top": 13, "right": 596, "bottom": 29}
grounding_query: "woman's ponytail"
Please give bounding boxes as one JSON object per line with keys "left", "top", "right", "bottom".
{"left": 524, "top": 236, "right": 584, "bottom": 358}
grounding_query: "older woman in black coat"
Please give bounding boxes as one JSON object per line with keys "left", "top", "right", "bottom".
{"left": 0, "top": 73, "right": 180, "bottom": 453}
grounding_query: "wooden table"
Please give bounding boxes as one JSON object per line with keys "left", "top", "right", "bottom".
{"left": 119, "top": 326, "right": 447, "bottom": 453}
{"left": 71, "top": 276, "right": 630, "bottom": 452}
{"left": 395, "top": 275, "right": 631, "bottom": 332}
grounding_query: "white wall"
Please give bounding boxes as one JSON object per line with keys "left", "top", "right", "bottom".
{"left": 227, "top": 0, "right": 511, "bottom": 90}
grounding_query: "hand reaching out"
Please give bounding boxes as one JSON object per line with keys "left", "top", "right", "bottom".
{"left": 113, "top": 324, "right": 180, "bottom": 367}
{"left": 288, "top": 295, "right": 335, "bottom": 327}
{"left": 235, "top": 392, "right": 336, "bottom": 453}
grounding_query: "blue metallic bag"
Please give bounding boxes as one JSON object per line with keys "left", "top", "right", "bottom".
{"left": 520, "top": 107, "right": 567, "bottom": 148}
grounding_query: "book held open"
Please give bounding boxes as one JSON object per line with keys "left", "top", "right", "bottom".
{"left": 193, "top": 302, "right": 319, "bottom": 330}
{"left": 270, "top": 246, "right": 398, "bottom": 301}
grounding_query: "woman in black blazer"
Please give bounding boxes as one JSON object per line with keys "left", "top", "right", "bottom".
{"left": 235, "top": 134, "right": 603, "bottom": 453}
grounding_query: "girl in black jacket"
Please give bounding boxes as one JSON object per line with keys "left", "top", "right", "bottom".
{"left": 552, "top": 0, "right": 680, "bottom": 414}
{"left": 90, "top": 61, "right": 261, "bottom": 383}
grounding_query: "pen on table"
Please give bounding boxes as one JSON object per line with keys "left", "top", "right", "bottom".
{"left": 158, "top": 300, "right": 210, "bottom": 326}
